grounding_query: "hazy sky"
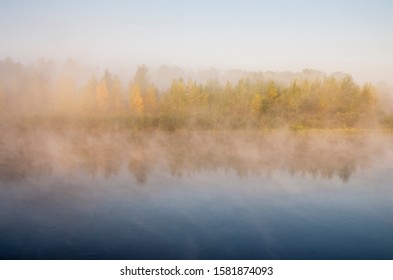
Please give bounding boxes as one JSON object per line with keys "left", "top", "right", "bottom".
{"left": 0, "top": 0, "right": 392, "bottom": 83}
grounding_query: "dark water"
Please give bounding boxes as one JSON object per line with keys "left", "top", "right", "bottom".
{"left": 0, "top": 130, "right": 393, "bottom": 259}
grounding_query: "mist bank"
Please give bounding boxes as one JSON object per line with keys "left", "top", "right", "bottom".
{"left": 0, "top": 128, "right": 390, "bottom": 184}
{"left": 1, "top": 58, "right": 393, "bottom": 130}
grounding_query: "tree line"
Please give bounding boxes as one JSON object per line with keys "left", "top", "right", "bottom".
{"left": 0, "top": 58, "right": 391, "bottom": 130}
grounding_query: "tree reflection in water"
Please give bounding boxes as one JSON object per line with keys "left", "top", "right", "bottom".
{"left": 0, "top": 128, "right": 388, "bottom": 184}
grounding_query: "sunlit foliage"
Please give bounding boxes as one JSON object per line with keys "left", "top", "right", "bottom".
{"left": 0, "top": 58, "right": 390, "bottom": 130}
{"left": 129, "top": 83, "right": 144, "bottom": 115}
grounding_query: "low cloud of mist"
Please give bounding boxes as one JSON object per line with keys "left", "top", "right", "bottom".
{"left": 0, "top": 126, "right": 391, "bottom": 185}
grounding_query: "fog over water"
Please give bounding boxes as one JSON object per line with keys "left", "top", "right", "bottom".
{"left": 1, "top": 128, "right": 393, "bottom": 259}
{"left": 0, "top": 128, "right": 390, "bottom": 183}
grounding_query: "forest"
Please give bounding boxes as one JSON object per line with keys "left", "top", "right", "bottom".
{"left": 1, "top": 58, "right": 392, "bottom": 131}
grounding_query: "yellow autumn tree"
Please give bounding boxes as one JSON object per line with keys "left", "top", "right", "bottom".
{"left": 144, "top": 85, "right": 158, "bottom": 113}
{"left": 166, "top": 78, "right": 186, "bottom": 112}
{"left": 267, "top": 81, "right": 278, "bottom": 99}
{"left": 251, "top": 94, "right": 263, "bottom": 114}
{"left": 129, "top": 83, "right": 144, "bottom": 115}
{"left": 359, "top": 84, "right": 377, "bottom": 114}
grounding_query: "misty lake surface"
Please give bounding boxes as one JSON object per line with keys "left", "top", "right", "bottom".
{"left": 1, "top": 129, "right": 393, "bottom": 259}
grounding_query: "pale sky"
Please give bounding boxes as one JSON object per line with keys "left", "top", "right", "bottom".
{"left": 0, "top": 0, "right": 392, "bottom": 83}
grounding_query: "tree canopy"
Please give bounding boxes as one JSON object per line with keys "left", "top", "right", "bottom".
{"left": 0, "top": 59, "right": 391, "bottom": 130}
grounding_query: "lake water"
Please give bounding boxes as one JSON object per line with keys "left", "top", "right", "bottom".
{"left": 1, "top": 129, "right": 393, "bottom": 259}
